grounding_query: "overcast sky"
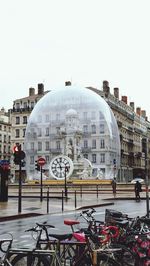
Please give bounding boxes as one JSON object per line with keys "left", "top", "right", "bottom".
{"left": 1, "top": 0, "right": 150, "bottom": 119}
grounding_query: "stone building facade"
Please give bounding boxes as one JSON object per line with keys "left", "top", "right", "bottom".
{"left": 9, "top": 81, "right": 150, "bottom": 182}
{"left": 0, "top": 108, "right": 11, "bottom": 161}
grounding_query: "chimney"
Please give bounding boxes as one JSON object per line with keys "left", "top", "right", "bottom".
{"left": 114, "top": 87, "right": 119, "bottom": 99}
{"left": 141, "top": 110, "right": 146, "bottom": 119}
{"left": 130, "top": 102, "right": 135, "bottom": 111}
{"left": 136, "top": 107, "right": 141, "bottom": 116}
{"left": 38, "top": 83, "right": 44, "bottom": 95}
{"left": 65, "top": 81, "right": 72, "bottom": 86}
{"left": 102, "top": 80, "right": 110, "bottom": 97}
{"left": 29, "top": 87, "right": 35, "bottom": 96}
{"left": 121, "top": 96, "right": 128, "bottom": 104}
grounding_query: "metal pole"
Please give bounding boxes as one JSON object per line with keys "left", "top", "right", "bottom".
{"left": 18, "top": 161, "right": 22, "bottom": 213}
{"left": 144, "top": 137, "right": 149, "bottom": 217}
{"left": 80, "top": 185, "right": 82, "bottom": 198}
{"left": 145, "top": 154, "right": 149, "bottom": 217}
{"left": 64, "top": 167, "right": 67, "bottom": 198}
{"left": 47, "top": 186, "right": 49, "bottom": 214}
{"left": 62, "top": 190, "right": 64, "bottom": 212}
{"left": 40, "top": 166, "right": 43, "bottom": 202}
{"left": 75, "top": 190, "right": 77, "bottom": 208}
{"left": 97, "top": 185, "right": 98, "bottom": 198}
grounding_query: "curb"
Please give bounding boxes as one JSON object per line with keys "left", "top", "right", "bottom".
{"left": 0, "top": 213, "right": 43, "bottom": 222}
{"left": 76, "top": 202, "right": 114, "bottom": 210}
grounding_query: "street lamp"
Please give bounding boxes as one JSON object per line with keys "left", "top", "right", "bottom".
{"left": 142, "top": 137, "right": 149, "bottom": 217}
{"left": 64, "top": 166, "right": 68, "bottom": 197}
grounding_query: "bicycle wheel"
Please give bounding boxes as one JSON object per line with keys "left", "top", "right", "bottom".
{"left": 97, "top": 254, "right": 120, "bottom": 266}
{"left": 10, "top": 254, "right": 50, "bottom": 266}
{"left": 111, "top": 244, "right": 137, "bottom": 266}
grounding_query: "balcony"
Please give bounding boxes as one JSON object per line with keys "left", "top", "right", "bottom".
{"left": 135, "top": 152, "right": 142, "bottom": 158}
{"left": 49, "top": 148, "right": 62, "bottom": 154}
{"left": 129, "top": 152, "right": 134, "bottom": 157}
{"left": 128, "top": 126, "right": 133, "bottom": 132}
{"left": 128, "top": 139, "right": 133, "bottom": 145}
{"left": 11, "top": 106, "right": 34, "bottom": 113}
{"left": 81, "top": 147, "right": 91, "bottom": 153}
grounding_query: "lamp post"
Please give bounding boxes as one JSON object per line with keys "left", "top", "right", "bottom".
{"left": 145, "top": 138, "right": 149, "bottom": 217}
{"left": 64, "top": 166, "right": 68, "bottom": 197}
{"left": 142, "top": 137, "right": 149, "bottom": 217}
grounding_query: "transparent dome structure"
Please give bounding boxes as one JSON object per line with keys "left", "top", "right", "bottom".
{"left": 24, "top": 84, "right": 120, "bottom": 180}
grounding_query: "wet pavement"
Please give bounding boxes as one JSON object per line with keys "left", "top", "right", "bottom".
{"left": 0, "top": 187, "right": 149, "bottom": 249}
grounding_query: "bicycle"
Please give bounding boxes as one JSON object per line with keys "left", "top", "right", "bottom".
{"left": 0, "top": 232, "right": 61, "bottom": 266}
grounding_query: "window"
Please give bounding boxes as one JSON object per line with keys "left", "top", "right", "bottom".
{"left": 84, "top": 140, "right": 88, "bottom": 148}
{"left": 92, "top": 139, "right": 96, "bottom": 149}
{"left": 45, "top": 114, "right": 49, "bottom": 122}
{"left": 45, "top": 155, "right": 50, "bottom": 163}
{"left": 23, "top": 116, "right": 27, "bottom": 124}
{"left": 99, "top": 111, "right": 104, "bottom": 120}
{"left": 100, "top": 124, "right": 104, "bottom": 134}
{"left": 45, "top": 141, "right": 49, "bottom": 151}
{"left": 30, "top": 142, "right": 34, "bottom": 151}
{"left": 16, "top": 117, "right": 20, "bottom": 124}
{"left": 23, "top": 128, "right": 26, "bottom": 137}
{"left": 45, "top": 127, "right": 49, "bottom": 136}
{"left": 83, "top": 125, "right": 88, "bottom": 133}
{"left": 92, "top": 154, "right": 96, "bottom": 163}
{"left": 83, "top": 154, "right": 88, "bottom": 159}
{"left": 37, "top": 128, "right": 42, "bottom": 137}
{"left": 38, "top": 142, "right": 42, "bottom": 151}
{"left": 16, "top": 103, "right": 20, "bottom": 110}
{"left": 4, "top": 135, "right": 7, "bottom": 142}
{"left": 30, "top": 156, "right": 34, "bottom": 164}
{"left": 4, "top": 145, "right": 6, "bottom": 153}
{"left": 83, "top": 112, "right": 88, "bottom": 120}
{"left": 91, "top": 124, "right": 96, "bottom": 134}
{"left": 100, "top": 139, "right": 105, "bottom": 149}
{"left": 56, "top": 141, "right": 60, "bottom": 150}
{"left": 100, "top": 153, "right": 105, "bottom": 163}
{"left": 23, "top": 102, "right": 27, "bottom": 108}
{"left": 38, "top": 115, "right": 42, "bottom": 123}
{"left": 15, "top": 129, "right": 20, "bottom": 138}
{"left": 31, "top": 102, "right": 34, "bottom": 108}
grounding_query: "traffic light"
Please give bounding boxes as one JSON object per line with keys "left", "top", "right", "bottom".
{"left": 21, "top": 160, "right": 26, "bottom": 167}
{"left": 13, "top": 144, "right": 26, "bottom": 165}
{"left": 35, "top": 161, "right": 40, "bottom": 171}
{"left": 13, "top": 151, "right": 20, "bottom": 165}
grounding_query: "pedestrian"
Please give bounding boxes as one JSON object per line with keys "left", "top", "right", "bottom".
{"left": 112, "top": 177, "right": 117, "bottom": 197}
{"left": 135, "top": 181, "right": 142, "bottom": 202}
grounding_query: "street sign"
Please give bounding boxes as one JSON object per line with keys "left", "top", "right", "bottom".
{"left": 13, "top": 145, "right": 19, "bottom": 152}
{"left": 38, "top": 157, "right": 46, "bottom": 166}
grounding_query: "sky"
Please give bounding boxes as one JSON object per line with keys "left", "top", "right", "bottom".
{"left": 0, "top": 0, "right": 150, "bottom": 119}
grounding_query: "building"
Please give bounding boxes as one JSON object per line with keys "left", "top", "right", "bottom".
{"left": 0, "top": 108, "right": 11, "bottom": 161}
{"left": 9, "top": 81, "right": 150, "bottom": 182}
{"left": 9, "top": 83, "right": 49, "bottom": 178}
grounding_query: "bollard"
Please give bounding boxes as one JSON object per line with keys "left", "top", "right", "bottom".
{"left": 62, "top": 190, "right": 64, "bottom": 212}
{"left": 97, "top": 185, "right": 98, "bottom": 198}
{"left": 47, "top": 186, "right": 49, "bottom": 214}
{"left": 75, "top": 190, "right": 77, "bottom": 209}
{"left": 80, "top": 185, "right": 82, "bottom": 198}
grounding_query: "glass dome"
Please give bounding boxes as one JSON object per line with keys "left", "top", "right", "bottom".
{"left": 24, "top": 84, "right": 120, "bottom": 180}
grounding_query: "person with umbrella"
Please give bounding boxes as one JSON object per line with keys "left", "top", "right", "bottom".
{"left": 134, "top": 180, "right": 142, "bottom": 202}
